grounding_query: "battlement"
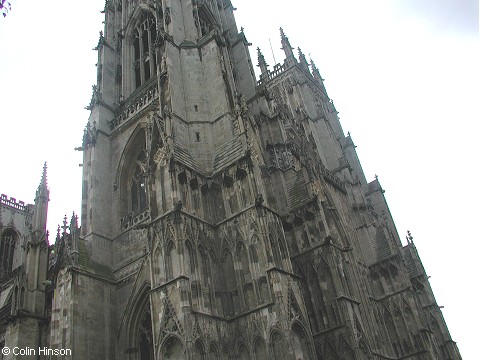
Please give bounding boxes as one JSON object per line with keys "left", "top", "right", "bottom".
{"left": 0, "top": 194, "right": 28, "bottom": 211}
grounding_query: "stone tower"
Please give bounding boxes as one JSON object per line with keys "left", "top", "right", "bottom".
{"left": 0, "top": 165, "right": 50, "bottom": 356}
{"left": 41, "top": 1, "right": 463, "bottom": 359}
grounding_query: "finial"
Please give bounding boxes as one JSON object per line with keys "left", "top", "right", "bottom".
{"left": 347, "top": 131, "right": 351, "bottom": 137}
{"left": 70, "top": 212, "right": 79, "bottom": 231}
{"left": 40, "top": 162, "right": 48, "bottom": 187}
{"left": 257, "top": 47, "right": 269, "bottom": 75}
{"left": 298, "top": 47, "right": 309, "bottom": 71}
{"left": 279, "top": 27, "right": 295, "bottom": 66}
{"left": 62, "top": 215, "right": 68, "bottom": 235}
{"left": 407, "top": 230, "right": 414, "bottom": 244}
{"left": 36, "top": 162, "right": 49, "bottom": 199}
{"left": 310, "top": 58, "right": 325, "bottom": 84}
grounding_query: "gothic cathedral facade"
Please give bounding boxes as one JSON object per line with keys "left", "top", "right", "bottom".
{"left": 0, "top": 1, "right": 462, "bottom": 359}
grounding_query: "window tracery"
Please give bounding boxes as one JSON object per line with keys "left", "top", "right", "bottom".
{"left": 0, "top": 229, "right": 16, "bottom": 277}
{"left": 133, "top": 13, "right": 158, "bottom": 88}
{"left": 131, "top": 150, "right": 148, "bottom": 214}
{"left": 139, "top": 307, "right": 153, "bottom": 360}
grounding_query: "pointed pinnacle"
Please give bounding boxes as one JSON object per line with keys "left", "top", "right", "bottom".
{"left": 257, "top": 47, "right": 268, "bottom": 67}
{"left": 298, "top": 47, "right": 308, "bottom": 61}
{"left": 40, "top": 162, "right": 48, "bottom": 188}
{"left": 36, "top": 162, "right": 49, "bottom": 199}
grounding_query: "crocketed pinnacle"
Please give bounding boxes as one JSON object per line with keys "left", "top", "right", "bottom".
{"left": 257, "top": 47, "right": 269, "bottom": 74}
{"left": 36, "top": 162, "right": 49, "bottom": 198}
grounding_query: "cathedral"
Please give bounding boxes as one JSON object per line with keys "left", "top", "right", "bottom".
{"left": 0, "top": 1, "right": 462, "bottom": 359}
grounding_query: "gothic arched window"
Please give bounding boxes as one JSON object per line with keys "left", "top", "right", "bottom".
{"left": 271, "top": 331, "right": 287, "bottom": 359}
{"left": 0, "top": 229, "right": 16, "bottom": 276}
{"left": 253, "top": 338, "right": 267, "bottom": 360}
{"left": 133, "top": 13, "right": 157, "bottom": 88}
{"left": 292, "top": 323, "right": 312, "bottom": 360}
{"left": 131, "top": 150, "right": 148, "bottom": 214}
{"left": 139, "top": 308, "right": 153, "bottom": 360}
{"left": 162, "top": 336, "right": 184, "bottom": 360}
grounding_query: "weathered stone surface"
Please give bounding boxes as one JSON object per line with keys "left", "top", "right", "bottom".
{"left": 0, "top": 1, "right": 461, "bottom": 360}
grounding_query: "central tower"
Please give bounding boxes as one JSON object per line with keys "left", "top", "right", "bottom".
{"left": 46, "top": 1, "right": 461, "bottom": 359}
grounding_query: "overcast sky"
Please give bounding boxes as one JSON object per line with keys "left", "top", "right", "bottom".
{"left": 0, "top": 0, "right": 478, "bottom": 357}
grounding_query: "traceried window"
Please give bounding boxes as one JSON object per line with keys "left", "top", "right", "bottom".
{"left": 133, "top": 13, "right": 158, "bottom": 88}
{"left": 131, "top": 150, "right": 148, "bottom": 214}
{"left": 139, "top": 307, "right": 153, "bottom": 360}
{"left": 0, "top": 229, "right": 16, "bottom": 276}
{"left": 198, "top": 8, "right": 214, "bottom": 37}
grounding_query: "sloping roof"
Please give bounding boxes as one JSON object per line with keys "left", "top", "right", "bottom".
{"left": 213, "top": 138, "right": 244, "bottom": 173}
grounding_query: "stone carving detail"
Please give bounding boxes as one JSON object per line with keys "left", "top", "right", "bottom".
{"left": 109, "top": 81, "right": 159, "bottom": 130}
{"left": 267, "top": 143, "right": 294, "bottom": 170}
{"left": 160, "top": 296, "right": 184, "bottom": 339}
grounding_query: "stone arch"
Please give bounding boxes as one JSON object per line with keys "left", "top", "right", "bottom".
{"left": 403, "top": 303, "right": 415, "bottom": 331}
{"left": 384, "top": 308, "right": 400, "bottom": 356}
{"left": 270, "top": 330, "right": 287, "bottom": 360}
{"left": 250, "top": 234, "right": 267, "bottom": 270}
{"left": 160, "top": 335, "right": 185, "bottom": 360}
{"left": 222, "top": 345, "right": 232, "bottom": 359}
{"left": 123, "top": 6, "right": 162, "bottom": 95}
{"left": 294, "top": 263, "right": 318, "bottom": 333}
{"left": 166, "top": 241, "right": 180, "bottom": 280}
{"left": 338, "top": 335, "right": 355, "bottom": 360}
{"left": 198, "top": 246, "right": 211, "bottom": 309}
{"left": 124, "top": 284, "right": 153, "bottom": 360}
{"left": 268, "top": 234, "right": 281, "bottom": 267}
{"left": 237, "top": 342, "right": 250, "bottom": 360}
{"left": 118, "top": 126, "right": 148, "bottom": 227}
{"left": 277, "top": 233, "right": 289, "bottom": 267}
{"left": 184, "top": 240, "right": 195, "bottom": 277}
{"left": 325, "top": 340, "right": 339, "bottom": 360}
{"left": 153, "top": 246, "right": 162, "bottom": 281}
{"left": 0, "top": 227, "right": 17, "bottom": 275}
{"left": 208, "top": 342, "right": 219, "bottom": 359}
{"left": 192, "top": 339, "right": 206, "bottom": 360}
{"left": 222, "top": 248, "right": 237, "bottom": 316}
{"left": 210, "top": 249, "right": 224, "bottom": 314}
{"left": 236, "top": 241, "right": 254, "bottom": 308}
{"left": 299, "top": 259, "right": 336, "bottom": 331}
{"left": 292, "top": 321, "right": 312, "bottom": 360}
{"left": 253, "top": 337, "right": 268, "bottom": 360}
{"left": 316, "top": 256, "right": 338, "bottom": 326}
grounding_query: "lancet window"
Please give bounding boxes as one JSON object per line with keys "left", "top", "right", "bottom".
{"left": 0, "top": 229, "right": 16, "bottom": 276}
{"left": 133, "top": 13, "right": 158, "bottom": 88}
{"left": 139, "top": 308, "right": 153, "bottom": 360}
{"left": 197, "top": 7, "right": 215, "bottom": 37}
{"left": 131, "top": 150, "right": 148, "bottom": 214}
